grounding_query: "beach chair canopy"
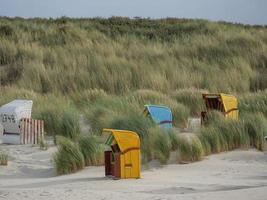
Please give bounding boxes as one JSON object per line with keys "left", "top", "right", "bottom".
{"left": 144, "top": 105, "right": 172, "bottom": 129}
{"left": 202, "top": 93, "right": 238, "bottom": 119}
{"left": 103, "top": 129, "right": 140, "bottom": 153}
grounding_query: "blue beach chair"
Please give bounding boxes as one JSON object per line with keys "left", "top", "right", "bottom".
{"left": 144, "top": 105, "right": 173, "bottom": 129}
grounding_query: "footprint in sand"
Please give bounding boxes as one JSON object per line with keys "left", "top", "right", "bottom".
{"left": 40, "top": 191, "right": 52, "bottom": 197}
{"left": 0, "top": 192, "right": 9, "bottom": 198}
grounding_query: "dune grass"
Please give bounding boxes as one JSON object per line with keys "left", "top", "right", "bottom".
{"left": 239, "top": 91, "right": 267, "bottom": 117}
{"left": 0, "top": 17, "right": 267, "bottom": 172}
{"left": 60, "top": 109, "right": 80, "bottom": 140}
{"left": 53, "top": 136, "right": 85, "bottom": 175}
{"left": 176, "top": 113, "right": 264, "bottom": 163}
{"left": 78, "top": 135, "right": 104, "bottom": 166}
{"left": 0, "top": 17, "right": 266, "bottom": 95}
{"left": 39, "top": 137, "right": 48, "bottom": 150}
{"left": 242, "top": 112, "right": 267, "bottom": 150}
{"left": 167, "top": 129, "right": 180, "bottom": 151}
{"left": 0, "top": 151, "right": 8, "bottom": 166}
{"left": 199, "top": 112, "right": 251, "bottom": 156}
{"left": 176, "top": 134, "right": 203, "bottom": 162}
{"left": 53, "top": 133, "right": 105, "bottom": 174}
{"left": 175, "top": 110, "right": 266, "bottom": 162}
{"left": 172, "top": 89, "right": 207, "bottom": 116}
{"left": 149, "top": 127, "right": 172, "bottom": 164}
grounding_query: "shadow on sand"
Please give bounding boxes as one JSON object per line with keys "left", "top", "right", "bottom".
{"left": 1, "top": 176, "right": 109, "bottom": 189}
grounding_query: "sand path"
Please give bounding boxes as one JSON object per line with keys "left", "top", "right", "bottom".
{"left": 0, "top": 145, "right": 267, "bottom": 200}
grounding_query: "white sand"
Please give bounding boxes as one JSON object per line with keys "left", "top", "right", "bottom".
{"left": 1, "top": 145, "right": 267, "bottom": 200}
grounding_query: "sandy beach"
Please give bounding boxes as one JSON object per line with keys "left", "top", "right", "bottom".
{"left": 0, "top": 145, "right": 267, "bottom": 200}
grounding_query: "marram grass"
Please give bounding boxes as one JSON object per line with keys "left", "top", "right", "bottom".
{"left": 150, "top": 127, "right": 172, "bottom": 164}
{"left": 0, "top": 17, "right": 267, "bottom": 95}
{"left": 0, "top": 152, "right": 8, "bottom": 166}
{"left": 53, "top": 136, "right": 85, "bottom": 175}
{"left": 176, "top": 134, "right": 203, "bottom": 162}
{"left": 78, "top": 135, "right": 104, "bottom": 166}
{"left": 60, "top": 109, "right": 81, "bottom": 140}
{"left": 242, "top": 112, "right": 267, "bottom": 150}
{"left": 0, "top": 17, "right": 267, "bottom": 170}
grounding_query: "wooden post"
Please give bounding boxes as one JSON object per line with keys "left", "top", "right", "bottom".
{"left": 30, "top": 118, "right": 32, "bottom": 144}
{"left": 37, "top": 120, "right": 41, "bottom": 144}
{"left": 41, "top": 120, "right": 44, "bottom": 142}
{"left": 34, "top": 120, "right": 37, "bottom": 144}
{"left": 25, "top": 118, "right": 27, "bottom": 144}
{"left": 28, "top": 118, "right": 31, "bottom": 144}
{"left": 20, "top": 119, "right": 24, "bottom": 144}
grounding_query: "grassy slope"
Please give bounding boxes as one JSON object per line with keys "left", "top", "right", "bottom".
{"left": 0, "top": 16, "right": 266, "bottom": 132}
{"left": 0, "top": 17, "right": 267, "bottom": 94}
{"left": 1, "top": 17, "right": 267, "bottom": 172}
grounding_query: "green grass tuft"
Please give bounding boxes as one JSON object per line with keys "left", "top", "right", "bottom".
{"left": 0, "top": 151, "right": 8, "bottom": 166}
{"left": 176, "top": 134, "right": 203, "bottom": 162}
{"left": 242, "top": 113, "right": 267, "bottom": 150}
{"left": 60, "top": 109, "right": 80, "bottom": 140}
{"left": 78, "top": 135, "right": 104, "bottom": 166}
{"left": 53, "top": 136, "right": 85, "bottom": 175}
{"left": 150, "top": 128, "right": 171, "bottom": 164}
{"left": 39, "top": 137, "right": 48, "bottom": 150}
{"left": 167, "top": 129, "right": 180, "bottom": 151}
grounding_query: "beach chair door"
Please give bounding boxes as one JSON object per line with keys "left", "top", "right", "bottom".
{"left": 124, "top": 152, "right": 132, "bottom": 178}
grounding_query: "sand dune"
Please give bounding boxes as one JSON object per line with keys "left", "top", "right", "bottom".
{"left": 1, "top": 144, "right": 267, "bottom": 200}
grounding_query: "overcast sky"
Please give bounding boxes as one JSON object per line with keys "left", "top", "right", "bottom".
{"left": 0, "top": 0, "right": 266, "bottom": 25}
